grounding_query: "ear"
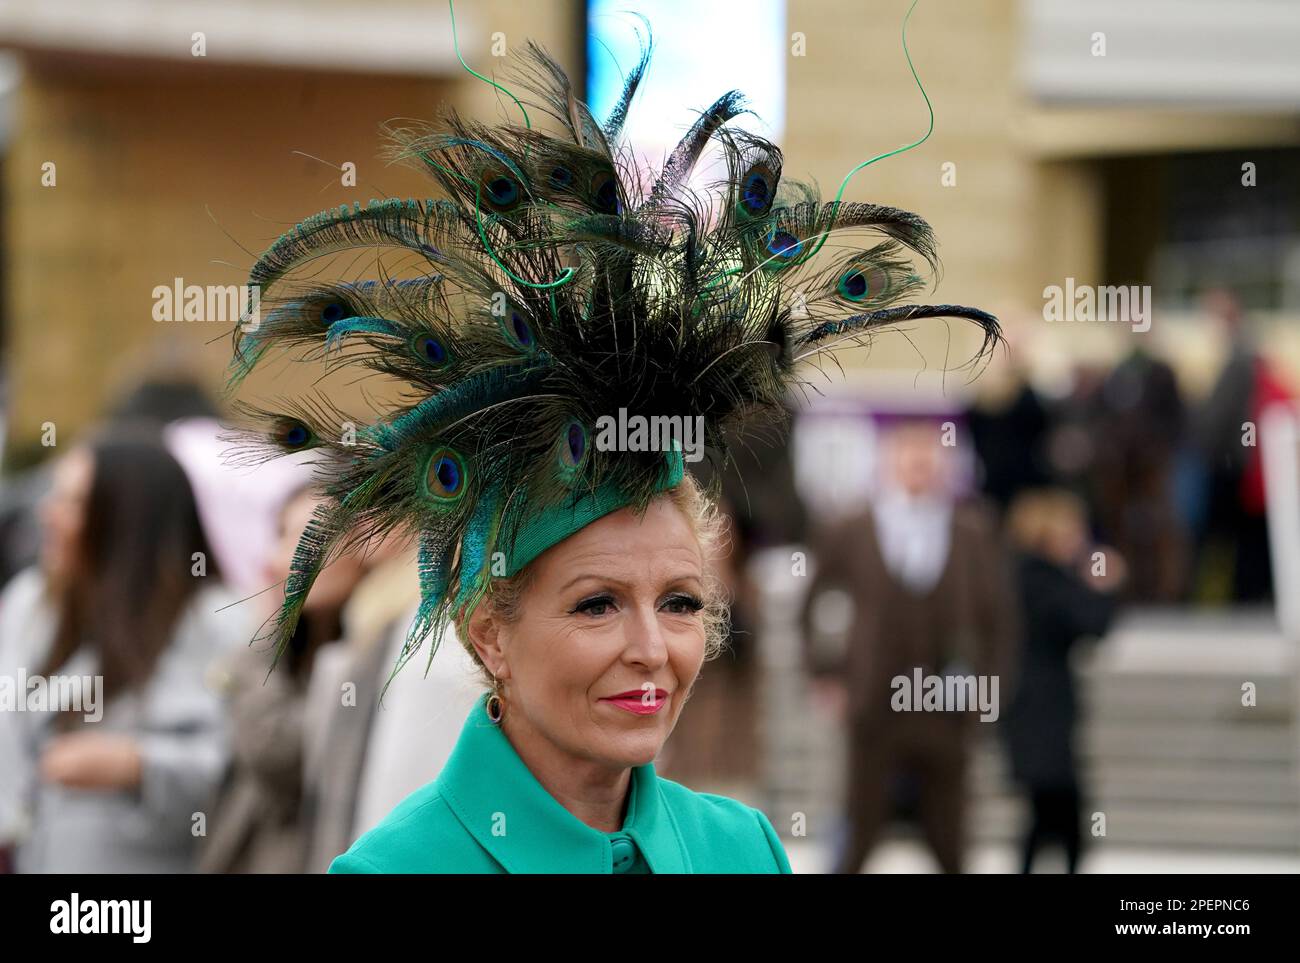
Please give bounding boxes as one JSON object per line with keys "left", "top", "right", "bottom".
{"left": 465, "top": 600, "right": 509, "bottom": 680}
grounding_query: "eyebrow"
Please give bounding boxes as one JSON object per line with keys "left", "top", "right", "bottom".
{"left": 557, "top": 568, "right": 702, "bottom": 596}
{"left": 559, "top": 573, "right": 623, "bottom": 595}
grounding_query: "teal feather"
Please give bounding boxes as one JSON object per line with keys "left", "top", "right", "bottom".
{"left": 227, "top": 26, "right": 1002, "bottom": 676}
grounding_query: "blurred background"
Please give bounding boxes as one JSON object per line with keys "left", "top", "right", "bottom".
{"left": 1, "top": 0, "right": 1299, "bottom": 873}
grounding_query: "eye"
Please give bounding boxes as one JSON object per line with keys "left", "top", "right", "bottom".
{"left": 661, "top": 593, "right": 704, "bottom": 615}
{"left": 571, "top": 593, "right": 615, "bottom": 617}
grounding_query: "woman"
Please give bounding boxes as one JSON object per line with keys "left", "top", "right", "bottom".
{"left": 0, "top": 426, "right": 244, "bottom": 873}
{"left": 198, "top": 484, "right": 368, "bottom": 873}
{"left": 229, "top": 26, "right": 997, "bottom": 874}
{"left": 329, "top": 470, "right": 789, "bottom": 873}
{"left": 1002, "top": 488, "right": 1125, "bottom": 874}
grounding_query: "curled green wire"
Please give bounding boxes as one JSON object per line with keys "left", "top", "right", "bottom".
{"left": 446, "top": 0, "right": 576, "bottom": 292}
{"left": 695, "top": 0, "right": 934, "bottom": 292}
{"left": 474, "top": 182, "right": 576, "bottom": 290}
{"left": 448, "top": 0, "right": 531, "bottom": 133}
{"left": 803, "top": 0, "right": 932, "bottom": 261}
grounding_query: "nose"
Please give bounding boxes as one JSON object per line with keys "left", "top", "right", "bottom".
{"left": 620, "top": 600, "right": 670, "bottom": 670}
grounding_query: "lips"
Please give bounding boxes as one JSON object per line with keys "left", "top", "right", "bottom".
{"left": 600, "top": 688, "right": 668, "bottom": 715}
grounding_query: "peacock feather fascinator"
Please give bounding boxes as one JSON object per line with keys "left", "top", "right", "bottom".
{"left": 224, "top": 12, "right": 1001, "bottom": 683}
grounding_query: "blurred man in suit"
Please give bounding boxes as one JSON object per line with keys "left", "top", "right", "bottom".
{"left": 801, "top": 417, "right": 1017, "bottom": 873}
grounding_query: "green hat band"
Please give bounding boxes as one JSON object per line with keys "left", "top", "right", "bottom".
{"left": 453, "top": 445, "right": 685, "bottom": 612}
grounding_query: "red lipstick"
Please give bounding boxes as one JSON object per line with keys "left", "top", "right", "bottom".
{"left": 600, "top": 688, "right": 668, "bottom": 715}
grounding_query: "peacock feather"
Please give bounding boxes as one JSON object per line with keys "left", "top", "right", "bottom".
{"left": 224, "top": 13, "right": 1000, "bottom": 681}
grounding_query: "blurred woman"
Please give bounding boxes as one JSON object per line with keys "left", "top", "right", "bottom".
{"left": 197, "top": 484, "right": 367, "bottom": 873}
{"left": 0, "top": 426, "right": 243, "bottom": 872}
{"left": 1002, "top": 488, "right": 1125, "bottom": 874}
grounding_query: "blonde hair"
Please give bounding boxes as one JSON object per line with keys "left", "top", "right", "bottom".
{"left": 453, "top": 472, "right": 731, "bottom": 686}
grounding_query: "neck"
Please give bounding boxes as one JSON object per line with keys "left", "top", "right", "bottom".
{"left": 500, "top": 709, "right": 632, "bottom": 833}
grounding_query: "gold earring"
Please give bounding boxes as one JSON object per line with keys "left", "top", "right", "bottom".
{"left": 486, "top": 673, "right": 504, "bottom": 724}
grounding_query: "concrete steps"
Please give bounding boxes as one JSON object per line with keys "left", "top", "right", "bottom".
{"left": 970, "top": 610, "right": 1300, "bottom": 852}
{"left": 751, "top": 545, "right": 1300, "bottom": 855}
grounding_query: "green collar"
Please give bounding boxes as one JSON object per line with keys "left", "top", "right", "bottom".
{"left": 435, "top": 692, "right": 690, "bottom": 873}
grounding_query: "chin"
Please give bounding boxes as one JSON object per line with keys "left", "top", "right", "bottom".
{"left": 594, "top": 730, "right": 665, "bottom": 769}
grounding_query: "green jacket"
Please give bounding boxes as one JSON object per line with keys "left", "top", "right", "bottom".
{"left": 329, "top": 693, "right": 793, "bottom": 874}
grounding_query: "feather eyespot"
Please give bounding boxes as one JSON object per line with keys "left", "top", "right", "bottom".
{"left": 480, "top": 170, "right": 523, "bottom": 212}
{"left": 500, "top": 307, "right": 536, "bottom": 352}
{"left": 557, "top": 419, "right": 588, "bottom": 478}
{"left": 765, "top": 229, "right": 803, "bottom": 265}
{"left": 739, "top": 166, "right": 775, "bottom": 215}
{"left": 837, "top": 264, "right": 893, "bottom": 303}
{"left": 591, "top": 170, "right": 620, "bottom": 214}
{"left": 273, "top": 417, "right": 314, "bottom": 451}
{"left": 549, "top": 166, "right": 574, "bottom": 191}
{"left": 411, "top": 334, "right": 449, "bottom": 367}
{"left": 424, "top": 448, "right": 466, "bottom": 502}
{"left": 838, "top": 270, "right": 870, "bottom": 301}
{"left": 320, "top": 301, "right": 350, "bottom": 325}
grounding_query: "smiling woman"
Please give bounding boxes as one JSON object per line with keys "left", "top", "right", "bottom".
{"left": 466, "top": 482, "right": 724, "bottom": 785}
{"left": 329, "top": 471, "right": 792, "bottom": 873}
{"left": 227, "top": 4, "right": 994, "bottom": 875}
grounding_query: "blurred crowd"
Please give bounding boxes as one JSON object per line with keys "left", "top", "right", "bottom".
{"left": 0, "top": 288, "right": 1289, "bottom": 874}
{"left": 963, "top": 285, "right": 1289, "bottom": 610}
{"left": 795, "top": 285, "right": 1292, "bottom": 873}
{"left": 0, "top": 386, "right": 485, "bottom": 874}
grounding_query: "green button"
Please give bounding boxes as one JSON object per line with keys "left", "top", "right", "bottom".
{"left": 610, "top": 836, "right": 637, "bottom": 873}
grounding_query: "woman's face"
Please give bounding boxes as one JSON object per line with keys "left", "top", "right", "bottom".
{"left": 39, "top": 447, "right": 95, "bottom": 582}
{"left": 476, "top": 495, "right": 709, "bottom": 771}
